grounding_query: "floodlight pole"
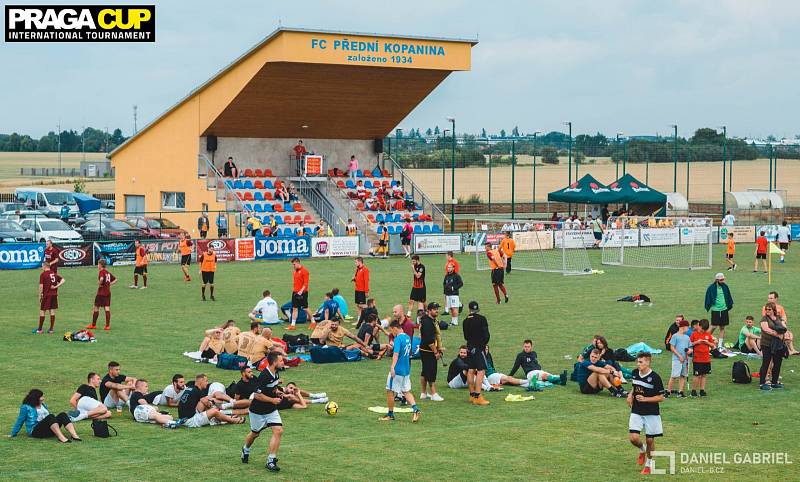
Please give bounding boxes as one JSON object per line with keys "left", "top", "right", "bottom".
{"left": 615, "top": 132, "right": 622, "bottom": 178}
{"left": 511, "top": 139, "right": 516, "bottom": 219}
{"left": 671, "top": 124, "right": 678, "bottom": 191}
{"left": 720, "top": 126, "right": 727, "bottom": 214}
{"left": 565, "top": 122, "right": 573, "bottom": 184}
{"left": 532, "top": 131, "right": 540, "bottom": 211}
{"left": 449, "top": 117, "right": 456, "bottom": 232}
{"left": 441, "top": 130, "right": 449, "bottom": 206}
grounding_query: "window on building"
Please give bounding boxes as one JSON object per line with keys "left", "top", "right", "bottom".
{"left": 161, "top": 191, "right": 185, "bottom": 210}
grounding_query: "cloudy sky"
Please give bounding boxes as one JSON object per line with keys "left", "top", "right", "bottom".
{"left": 2, "top": 0, "right": 798, "bottom": 139}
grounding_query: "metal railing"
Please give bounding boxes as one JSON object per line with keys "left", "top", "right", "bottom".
{"left": 198, "top": 153, "right": 249, "bottom": 213}
{"left": 386, "top": 154, "right": 451, "bottom": 230}
{"left": 321, "top": 177, "right": 376, "bottom": 243}
{"left": 297, "top": 178, "right": 347, "bottom": 236}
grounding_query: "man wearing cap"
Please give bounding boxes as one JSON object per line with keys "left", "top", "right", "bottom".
{"left": 704, "top": 273, "right": 734, "bottom": 350}
{"left": 418, "top": 302, "right": 444, "bottom": 402}
{"left": 462, "top": 301, "right": 490, "bottom": 406}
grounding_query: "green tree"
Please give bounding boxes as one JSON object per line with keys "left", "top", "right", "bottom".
{"left": 425, "top": 128, "right": 433, "bottom": 137}
{"left": 481, "top": 128, "right": 487, "bottom": 138}
{"left": 500, "top": 129, "right": 507, "bottom": 138}
{"left": 541, "top": 146, "right": 559, "bottom": 164}
{"left": 512, "top": 126, "right": 519, "bottom": 137}
{"left": 433, "top": 125, "right": 440, "bottom": 136}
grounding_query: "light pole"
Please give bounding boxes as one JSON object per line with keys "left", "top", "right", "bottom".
{"left": 532, "top": 131, "right": 541, "bottom": 210}
{"left": 615, "top": 132, "right": 624, "bottom": 178}
{"left": 511, "top": 136, "right": 516, "bottom": 219}
{"left": 719, "top": 126, "right": 727, "bottom": 214}
{"left": 447, "top": 117, "right": 456, "bottom": 232}
{"left": 564, "top": 121, "right": 572, "bottom": 184}
{"left": 441, "top": 129, "right": 449, "bottom": 206}
{"left": 669, "top": 124, "right": 678, "bottom": 191}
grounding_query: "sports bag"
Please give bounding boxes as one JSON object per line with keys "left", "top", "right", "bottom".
{"left": 614, "top": 348, "right": 636, "bottom": 362}
{"left": 92, "top": 420, "right": 117, "bottom": 438}
{"left": 732, "top": 361, "right": 752, "bottom": 384}
{"left": 216, "top": 353, "right": 248, "bottom": 370}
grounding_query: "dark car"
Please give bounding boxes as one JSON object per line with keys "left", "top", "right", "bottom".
{"left": 70, "top": 208, "right": 117, "bottom": 227}
{"left": 77, "top": 218, "right": 153, "bottom": 241}
{"left": 0, "top": 219, "right": 34, "bottom": 242}
{"left": 125, "top": 216, "right": 188, "bottom": 238}
{"left": 0, "top": 202, "right": 27, "bottom": 213}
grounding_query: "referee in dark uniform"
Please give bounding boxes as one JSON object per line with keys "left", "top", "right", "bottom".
{"left": 463, "top": 301, "right": 490, "bottom": 405}
{"left": 419, "top": 302, "right": 444, "bottom": 401}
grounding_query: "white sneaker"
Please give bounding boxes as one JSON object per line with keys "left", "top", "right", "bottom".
{"left": 310, "top": 392, "right": 327, "bottom": 398}
{"left": 128, "top": 285, "right": 138, "bottom": 289}
{"left": 316, "top": 397, "right": 329, "bottom": 404}
{"left": 419, "top": 392, "right": 427, "bottom": 400}
{"left": 430, "top": 393, "right": 444, "bottom": 402}
{"left": 450, "top": 321, "right": 458, "bottom": 326}
{"left": 140, "top": 286, "right": 147, "bottom": 290}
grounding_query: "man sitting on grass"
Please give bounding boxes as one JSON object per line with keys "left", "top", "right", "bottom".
{"left": 319, "top": 319, "right": 373, "bottom": 357}
{"left": 276, "top": 382, "right": 329, "bottom": 409}
{"left": 177, "top": 374, "right": 244, "bottom": 428}
{"left": 508, "top": 339, "right": 568, "bottom": 386}
{"left": 738, "top": 315, "right": 761, "bottom": 355}
{"left": 576, "top": 349, "right": 627, "bottom": 398}
{"left": 483, "top": 345, "right": 531, "bottom": 389}
{"left": 152, "top": 374, "right": 186, "bottom": 407}
{"left": 357, "top": 313, "right": 391, "bottom": 359}
{"left": 129, "top": 380, "right": 176, "bottom": 427}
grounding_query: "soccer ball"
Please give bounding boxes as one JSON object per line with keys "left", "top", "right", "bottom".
{"left": 324, "top": 401, "right": 338, "bottom": 416}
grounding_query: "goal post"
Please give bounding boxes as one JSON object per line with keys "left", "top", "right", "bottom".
{"left": 601, "top": 216, "right": 713, "bottom": 270}
{"left": 471, "top": 219, "right": 592, "bottom": 275}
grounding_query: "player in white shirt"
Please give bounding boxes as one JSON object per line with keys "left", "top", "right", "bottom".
{"left": 249, "top": 290, "right": 279, "bottom": 324}
{"left": 721, "top": 210, "right": 735, "bottom": 226}
{"left": 776, "top": 221, "right": 791, "bottom": 263}
{"left": 152, "top": 374, "right": 187, "bottom": 407}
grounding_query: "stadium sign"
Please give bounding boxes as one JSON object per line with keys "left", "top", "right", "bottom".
{"left": 513, "top": 230, "right": 554, "bottom": 251}
{"left": 311, "top": 236, "right": 360, "bottom": 258}
{"left": 718, "top": 226, "right": 755, "bottom": 243}
{"left": 92, "top": 241, "right": 136, "bottom": 265}
{"left": 680, "top": 227, "right": 712, "bottom": 245}
{"left": 255, "top": 236, "right": 311, "bottom": 260}
{"left": 413, "top": 234, "right": 461, "bottom": 254}
{"left": 5, "top": 5, "right": 156, "bottom": 42}
{"left": 0, "top": 242, "right": 44, "bottom": 269}
{"left": 197, "top": 239, "right": 235, "bottom": 262}
{"left": 142, "top": 239, "right": 181, "bottom": 264}
{"left": 554, "top": 230, "right": 595, "bottom": 248}
{"left": 639, "top": 228, "right": 680, "bottom": 247}
{"left": 55, "top": 242, "right": 93, "bottom": 267}
{"left": 601, "top": 229, "right": 638, "bottom": 247}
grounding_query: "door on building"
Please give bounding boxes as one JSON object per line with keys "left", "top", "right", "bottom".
{"left": 125, "top": 195, "right": 145, "bottom": 216}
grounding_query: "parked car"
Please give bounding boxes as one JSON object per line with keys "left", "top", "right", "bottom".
{"left": 0, "top": 202, "right": 27, "bottom": 213}
{"left": 14, "top": 187, "right": 79, "bottom": 218}
{"left": 0, "top": 219, "right": 34, "bottom": 242}
{"left": 125, "top": 216, "right": 188, "bottom": 238}
{"left": 0, "top": 209, "right": 50, "bottom": 223}
{"left": 19, "top": 218, "right": 83, "bottom": 243}
{"left": 77, "top": 218, "right": 151, "bottom": 241}
{"left": 71, "top": 208, "right": 118, "bottom": 227}
{"left": 101, "top": 199, "right": 115, "bottom": 209}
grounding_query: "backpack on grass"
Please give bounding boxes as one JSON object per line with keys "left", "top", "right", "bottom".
{"left": 732, "top": 361, "right": 752, "bottom": 384}
{"left": 216, "top": 353, "right": 248, "bottom": 370}
{"left": 92, "top": 420, "right": 117, "bottom": 438}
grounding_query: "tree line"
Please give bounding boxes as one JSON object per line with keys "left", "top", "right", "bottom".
{"left": 0, "top": 127, "right": 128, "bottom": 153}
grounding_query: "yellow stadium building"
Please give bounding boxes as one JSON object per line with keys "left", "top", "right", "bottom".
{"left": 110, "top": 27, "right": 476, "bottom": 238}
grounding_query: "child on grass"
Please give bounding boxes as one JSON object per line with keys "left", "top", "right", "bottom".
{"left": 667, "top": 319, "right": 692, "bottom": 398}
{"left": 689, "top": 318, "right": 715, "bottom": 397}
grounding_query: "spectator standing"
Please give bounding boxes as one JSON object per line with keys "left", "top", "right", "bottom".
{"left": 400, "top": 218, "right": 414, "bottom": 257}
{"left": 197, "top": 212, "right": 210, "bottom": 239}
{"left": 776, "top": 221, "right": 791, "bottom": 263}
{"left": 216, "top": 213, "right": 228, "bottom": 238}
{"left": 418, "top": 302, "right": 444, "bottom": 401}
{"left": 721, "top": 210, "right": 735, "bottom": 226}
{"left": 59, "top": 202, "right": 70, "bottom": 222}
{"left": 348, "top": 155, "right": 359, "bottom": 181}
{"left": 754, "top": 231, "right": 768, "bottom": 272}
{"left": 223, "top": 157, "right": 238, "bottom": 178}
{"left": 704, "top": 272, "right": 733, "bottom": 350}
{"left": 759, "top": 302, "right": 788, "bottom": 391}
{"left": 293, "top": 140, "right": 307, "bottom": 175}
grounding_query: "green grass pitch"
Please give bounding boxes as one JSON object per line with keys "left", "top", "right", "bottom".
{"left": 2, "top": 248, "right": 798, "bottom": 480}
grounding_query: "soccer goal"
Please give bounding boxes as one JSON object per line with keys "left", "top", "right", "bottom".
{"left": 601, "top": 216, "right": 713, "bottom": 270}
{"left": 472, "top": 219, "right": 592, "bottom": 275}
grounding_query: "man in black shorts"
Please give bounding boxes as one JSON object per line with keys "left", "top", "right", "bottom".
{"left": 407, "top": 255, "right": 426, "bottom": 317}
{"left": 704, "top": 272, "right": 733, "bottom": 350}
{"left": 418, "top": 302, "right": 444, "bottom": 401}
{"left": 357, "top": 312, "right": 390, "bottom": 358}
{"left": 462, "top": 301, "right": 490, "bottom": 406}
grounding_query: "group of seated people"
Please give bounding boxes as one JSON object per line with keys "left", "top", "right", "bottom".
{"left": 11, "top": 358, "right": 329, "bottom": 440}
{"left": 348, "top": 179, "right": 414, "bottom": 212}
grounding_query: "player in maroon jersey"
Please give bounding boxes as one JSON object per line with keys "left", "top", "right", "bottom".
{"left": 43, "top": 240, "right": 61, "bottom": 273}
{"left": 86, "top": 259, "right": 117, "bottom": 331}
{"left": 36, "top": 262, "right": 65, "bottom": 334}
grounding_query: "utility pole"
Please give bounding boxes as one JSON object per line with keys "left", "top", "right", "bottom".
{"left": 57, "top": 122, "right": 62, "bottom": 172}
{"left": 133, "top": 105, "right": 138, "bottom": 134}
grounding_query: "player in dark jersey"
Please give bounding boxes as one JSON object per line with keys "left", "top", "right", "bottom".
{"left": 87, "top": 259, "right": 117, "bottom": 330}
{"left": 627, "top": 352, "right": 665, "bottom": 475}
{"left": 407, "top": 255, "right": 426, "bottom": 317}
{"left": 36, "top": 262, "right": 65, "bottom": 334}
{"left": 43, "top": 240, "right": 60, "bottom": 273}
{"left": 242, "top": 351, "right": 285, "bottom": 472}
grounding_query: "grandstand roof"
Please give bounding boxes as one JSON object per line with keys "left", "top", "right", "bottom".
{"left": 111, "top": 27, "right": 476, "bottom": 156}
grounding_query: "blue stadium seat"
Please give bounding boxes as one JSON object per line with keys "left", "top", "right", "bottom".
{"left": 432, "top": 224, "right": 442, "bottom": 233}
{"left": 243, "top": 180, "right": 254, "bottom": 189}
{"left": 372, "top": 167, "right": 382, "bottom": 177}
{"left": 412, "top": 213, "right": 420, "bottom": 221}
{"left": 253, "top": 204, "right": 264, "bottom": 213}
{"left": 261, "top": 216, "right": 270, "bottom": 224}
{"left": 345, "top": 179, "right": 355, "bottom": 189}
{"left": 233, "top": 179, "right": 244, "bottom": 189}
{"left": 263, "top": 204, "right": 274, "bottom": 213}
{"left": 422, "top": 224, "right": 432, "bottom": 233}
{"left": 254, "top": 191, "right": 264, "bottom": 201}
{"left": 356, "top": 169, "right": 364, "bottom": 178}
{"left": 376, "top": 213, "right": 384, "bottom": 223}
{"left": 284, "top": 204, "right": 295, "bottom": 212}
{"left": 272, "top": 215, "right": 281, "bottom": 224}
{"left": 391, "top": 180, "right": 400, "bottom": 187}
{"left": 283, "top": 227, "right": 294, "bottom": 236}
{"left": 225, "top": 180, "right": 234, "bottom": 189}
{"left": 364, "top": 180, "right": 373, "bottom": 189}
{"left": 243, "top": 203, "right": 253, "bottom": 211}
{"left": 264, "top": 180, "right": 274, "bottom": 189}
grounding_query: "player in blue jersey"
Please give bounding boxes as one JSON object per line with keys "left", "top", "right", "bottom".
{"left": 380, "top": 320, "right": 420, "bottom": 422}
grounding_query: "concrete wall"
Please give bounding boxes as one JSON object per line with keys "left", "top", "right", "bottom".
{"left": 201, "top": 137, "right": 381, "bottom": 176}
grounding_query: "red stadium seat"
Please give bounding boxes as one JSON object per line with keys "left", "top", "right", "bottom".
{"left": 253, "top": 180, "right": 264, "bottom": 189}
{"left": 274, "top": 180, "right": 283, "bottom": 189}
{"left": 293, "top": 203, "right": 304, "bottom": 212}
{"left": 243, "top": 192, "right": 254, "bottom": 201}
{"left": 382, "top": 169, "right": 391, "bottom": 177}
{"left": 262, "top": 227, "right": 270, "bottom": 236}
{"left": 363, "top": 171, "right": 372, "bottom": 178}
{"left": 273, "top": 203, "right": 284, "bottom": 212}
{"left": 366, "top": 214, "right": 376, "bottom": 223}
{"left": 291, "top": 215, "right": 301, "bottom": 224}
{"left": 382, "top": 180, "right": 390, "bottom": 187}
{"left": 356, "top": 202, "right": 365, "bottom": 211}
{"left": 236, "top": 192, "right": 244, "bottom": 200}
{"left": 303, "top": 214, "right": 314, "bottom": 224}
{"left": 264, "top": 191, "right": 273, "bottom": 201}
{"left": 337, "top": 180, "right": 345, "bottom": 188}
{"left": 328, "top": 169, "right": 335, "bottom": 177}
{"left": 243, "top": 168, "right": 254, "bottom": 177}
{"left": 254, "top": 168, "right": 264, "bottom": 177}
{"left": 284, "top": 215, "right": 295, "bottom": 224}
{"left": 264, "top": 168, "right": 273, "bottom": 177}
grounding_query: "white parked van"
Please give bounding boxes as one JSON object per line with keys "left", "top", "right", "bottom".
{"left": 14, "top": 188, "right": 79, "bottom": 218}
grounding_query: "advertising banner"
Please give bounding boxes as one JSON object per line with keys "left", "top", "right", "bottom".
{"left": 680, "top": 226, "right": 712, "bottom": 245}
{"left": 304, "top": 155, "right": 323, "bottom": 176}
{"left": 412, "top": 234, "right": 462, "bottom": 254}
{"left": 55, "top": 242, "right": 94, "bottom": 267}
{"left": 254, "top": 236, "right": 311, "bottom": 260}
{"left": 197, "top": 239, "right": 236, "bottom": 262}
{"left": 235, "top": 238, "right": 255, "bottom": 261}
{"left": 0, "top": 242, "right": 44, "bottom": 270}
{"left": 93, "top": 241, "right": 136, "bottom": 266}
{"left": 756, "top": 225, "right": 781, "bottom": 239}
{"left": 513, "top": 230, "right": 554, "bottom": 251}
{"left": 462, "top": 232, "right": 485, "bottom": 253}
{"left": 141, "top": 239, "right": 182, "bottom": 264}
{"left": 554, "top": 229, "right": 595, "bottom": 248}
{"left": 718, "top": 225, "right": 755, "bottom": 243}
{"left": 311, "top": 236, "right": 360, "bottom": 257}
{"left": 601, "top": 229, "right": 638, "bottom": 247}
{"left": 792, "top": 224, "right": 800, "bottom": 241}
{"left": 639, "top": 228, "right": 680, "bottom": 247}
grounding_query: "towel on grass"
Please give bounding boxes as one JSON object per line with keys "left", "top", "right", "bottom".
{"left": 368, "top": 406, "right": 415, "bottom": 414}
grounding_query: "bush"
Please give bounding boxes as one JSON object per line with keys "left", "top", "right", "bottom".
{"left": 73, "top": 179, "right": 86, "bottom": 193}
{"left": 541, "top": 146, "right": 559, "bottom": 164}
{"left": 458, "top": 193, "right": 483, "bottom": 204}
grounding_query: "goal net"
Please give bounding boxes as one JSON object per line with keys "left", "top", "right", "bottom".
{"left": 472, "top": 219, "right": 592, "bottom": 275}
{"left": 601, "top": 216, "right": 712, "bottom": 270}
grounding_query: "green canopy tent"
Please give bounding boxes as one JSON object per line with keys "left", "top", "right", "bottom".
{"left": 606, "top": 173, "right": 667, "bottom": 215}
{"left": 547, "top": 174, "right": 616, "bottom": 204}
